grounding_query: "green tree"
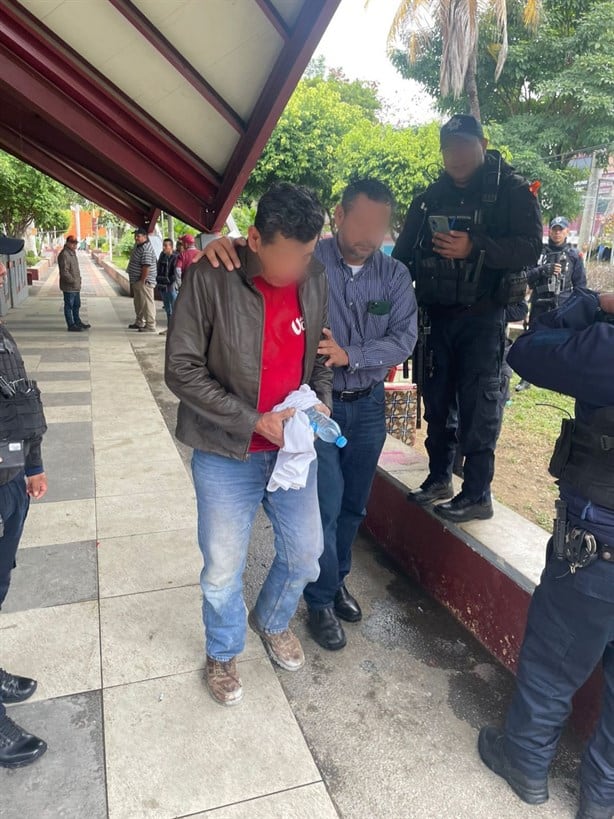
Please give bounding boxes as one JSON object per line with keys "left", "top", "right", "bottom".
{"left": 245, "top": 77, "right": 379, "bottom": 218}
{"left": 0, "top": 151, "right": 72, "bottom": 237}
{"left": 336, "top": 121, "right": 442, "bottom": 233}
{"left": 392, "top": 0, "right": 614, "bottom": 161}
{"left": 370, "top": 0, "right": 539, "bottom": 120}
{"left": 389, "top": 0, "right": 614, "bottom": 218}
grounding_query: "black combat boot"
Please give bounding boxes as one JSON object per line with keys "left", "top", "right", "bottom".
{"left": 407, "top": 479, "right": 453, "bottom": 505}
{"left": 0, "top": 712, "right": 47, "bottom": 769}
{"left": 478, "top": 727, "right": 549, "bottom": 805}
{"left": 0, "top": 668, "right": 37, "bottom": 704}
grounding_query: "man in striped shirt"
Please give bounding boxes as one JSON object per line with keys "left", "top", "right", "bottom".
{"left": 200, "top": 179, "right": 418, "bottom": 651}
{"left": 127, "top": 227, "right": 158, "bottom": 333}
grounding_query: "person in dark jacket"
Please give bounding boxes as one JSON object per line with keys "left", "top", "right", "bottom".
{"left": 516, "top": 216, "right": 587, "bottom": 391}
{"left": 0, "top": 236, "right": 48, "bottom": 769}
{"left": 165, "top": 183, "right": 332, "bottom": 707}
{"left": 395, "top": 114, "right": 542, "bottom": 522}
{"left": 479, "top": 288, "right": 614, "bottom": 819}
{"left": 156, "top": 238, "right": 179, "bottom": 332}
{"left": 57, "top": 235, "right": 90, "bottom": 332}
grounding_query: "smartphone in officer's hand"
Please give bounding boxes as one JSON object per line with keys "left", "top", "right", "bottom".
{"left": 429, "top": 215, "right": 450, "bottom": 235}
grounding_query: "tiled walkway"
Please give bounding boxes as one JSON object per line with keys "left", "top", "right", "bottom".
{"left": 1, "top": 255, "right": 337, "bottom": 819}
{"left": 1, "top": 254, "right": 580, "bottom": 819}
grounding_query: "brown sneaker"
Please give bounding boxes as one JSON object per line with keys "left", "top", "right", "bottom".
{"left": 205, "top": 657, "right": 243, "bottom": 706}
{"left": 248, "top": 610, "right": 305, "bottom": 671}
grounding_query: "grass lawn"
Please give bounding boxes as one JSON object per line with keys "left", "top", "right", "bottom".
{"left": 110, "top": 253, "right": 130, "bottom": 271}
{"left": 492, "top": 375, "right": 574, "bottom": 529}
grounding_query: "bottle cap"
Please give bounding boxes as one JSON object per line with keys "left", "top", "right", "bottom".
{"left": 336, "top": 436, "right": 348, "bottom": 448}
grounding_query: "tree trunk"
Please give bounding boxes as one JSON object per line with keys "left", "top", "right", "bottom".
{"left": 464, "top": 47, "right": 481, "bottom": 121}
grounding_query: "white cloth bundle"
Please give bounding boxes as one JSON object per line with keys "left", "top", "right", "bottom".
{"left": 267, "top": 384, "right": 320, "bottom": 492}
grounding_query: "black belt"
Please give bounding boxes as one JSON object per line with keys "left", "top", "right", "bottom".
{"left": 333, "top": 386, "right": 374, "bottom": 402}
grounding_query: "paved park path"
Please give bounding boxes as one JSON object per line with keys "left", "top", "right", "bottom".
{"left": 0, "top": 252, "right": 579, "bottom": 818}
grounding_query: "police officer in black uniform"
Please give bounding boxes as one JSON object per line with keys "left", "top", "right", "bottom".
{"left": 479, "top": 287, "right": 614, "bottom": 819}
{"left": 516, "top": 215, "right": 587, "bottom": 391}
{"left": 0, "top": 235, "right": 48, "bottom": 768}
{"left": 394, "top": 115, "right": 542, "bottom": 522}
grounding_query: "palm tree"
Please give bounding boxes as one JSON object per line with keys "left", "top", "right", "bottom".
{"left": 369, "top": 0, "right": 540, "bottom": 120}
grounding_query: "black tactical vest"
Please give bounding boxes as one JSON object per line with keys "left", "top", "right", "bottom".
{"left": 414, "top": 153, "right": 527, "bottom": 308}
{"left": 549, "top": 407, "right": 614, "bottom": 510}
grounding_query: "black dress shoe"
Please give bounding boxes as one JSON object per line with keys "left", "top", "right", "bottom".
{"left": 478, "top": 727, "right": 549, "bottom": 805}
{"left": 334, "top": 584, "right": 362, "bottom": 622}
{"left": 128, "top": 323, "right": 142, "bottom": 330}
{"left": 308, "top": 607, "right": 346, "bottom": 651}
{"left": 67, "top": 324, "right": 82, "bottom": 332}
{"left": 407, "top": 480, "right": 453, "bottom": 505}
{"left": 0, "top": 713, "right": 47, "bottom": 769}
{"left": 434, "top": 493, "right": 494, "bottom": 522}
{"left": 78, "top": 322, "right": 91, "bottom": 330}
{"left": 577, "top": 793, "right": 614, "bottom": 819}
{"left": 0, "top": 668, "right": 37, "bottom": 703}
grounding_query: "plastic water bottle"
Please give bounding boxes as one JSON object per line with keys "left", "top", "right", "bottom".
{"left": 305, "top": 407, "right": 347, "bottom": 448}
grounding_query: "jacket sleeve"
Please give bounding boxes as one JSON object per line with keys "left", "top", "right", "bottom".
{"left": 570, "top": 251, "right": 587, "bottom": 289}
{"left": 392, "top": 196, "right": 426, "bottom": 277}
{"left": 507, "top": 289, "right": 614, "bottom": 404}
{"left": 308, "top": 277, "right": 333, "bottom": 411}
{"left": 343, "top": 261, "right": 418, "bottom": 371}
{"left": 25, "top": 437, "right": 44, "bottom": 477}
{"left": 165, "top": 268, "right": 260, "bottom": 435}
{"left": 526, "top": 263, "right": 547, "bottom": 288}
{"left": 505, "top": 301, "right": 528, "bottom": 324}
{"left": 470, "top": 179, "right": 543, "bottom": 271}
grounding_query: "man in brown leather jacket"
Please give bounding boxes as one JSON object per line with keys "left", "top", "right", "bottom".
{"left": 165, "top": 183, "right": 331, "bottom": 706}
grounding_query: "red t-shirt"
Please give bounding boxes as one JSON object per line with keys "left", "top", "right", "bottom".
{"left": 249, "top": 276, "right": 305, "bottom": 452}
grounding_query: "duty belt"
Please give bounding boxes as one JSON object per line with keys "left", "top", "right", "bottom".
{"left": 553, "top": 499, "right": 614, "bottom": 572}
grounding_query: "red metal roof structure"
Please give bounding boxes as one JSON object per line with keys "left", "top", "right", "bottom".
{"left": 0, "top": 0, "right": 341, "bottom": 232}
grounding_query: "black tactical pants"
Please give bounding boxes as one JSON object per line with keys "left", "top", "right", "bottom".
{"left": 422, "top": 309, "right": 505, "bottom": 500}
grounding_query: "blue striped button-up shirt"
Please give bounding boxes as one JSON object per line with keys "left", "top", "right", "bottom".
{"left": 315, "top": 237, "right": 418, "bottom": 391}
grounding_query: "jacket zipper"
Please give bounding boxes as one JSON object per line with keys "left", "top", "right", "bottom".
{"left": 298, "top": 282, "right": 309, "bottom": 384}
{"left": 241, "top": 282, "right": 265, "bottom": 461}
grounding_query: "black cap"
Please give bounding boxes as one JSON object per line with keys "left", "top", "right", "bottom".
{"left": 134, "top": 227, "right": 148, "bottom": 237}
{"left": 0, "top": 235, "right": 25, "bottom": 255}
{"left": 440, "top": 115, "right": 485, "bottom": 147}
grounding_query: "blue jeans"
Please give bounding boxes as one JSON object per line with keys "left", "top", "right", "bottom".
{"left": 161, "top": 286, "right": 177, "bottom": 319}
{"left": 192, "top": 450, "right": 323, "bottom": 661}
{"left": 505, "top": 549, "right": 614, "bottom": 805}
{"left": 303, "top": 382, "right": 387, "bottom": 610}
{"left": 63, "top": 291, "right": 81, "bottom": 328}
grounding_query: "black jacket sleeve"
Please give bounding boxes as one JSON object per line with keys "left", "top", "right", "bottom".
{"left": 392, "top": 195, "right": 427, "bottom": 277}
{"left": 470, "top": 177, "right": 543, "bottom": 271}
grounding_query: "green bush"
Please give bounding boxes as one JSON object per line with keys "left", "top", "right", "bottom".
{"left": 25, "top": 251, "right": 41, "bottom": 266}
{"left": 117, "top": 231, "right": 136, "bottom": 256}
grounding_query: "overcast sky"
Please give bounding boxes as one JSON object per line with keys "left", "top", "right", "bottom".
{"left": 314, "top": 0, "right": 437, "bottom": 125}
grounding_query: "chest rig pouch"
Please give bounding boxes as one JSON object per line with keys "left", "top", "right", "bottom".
{"left": 549, "top": 407, "right": 614, "bottom": 510}
{"left": 414, "top": 202, "right": 484, "bottom": 307}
